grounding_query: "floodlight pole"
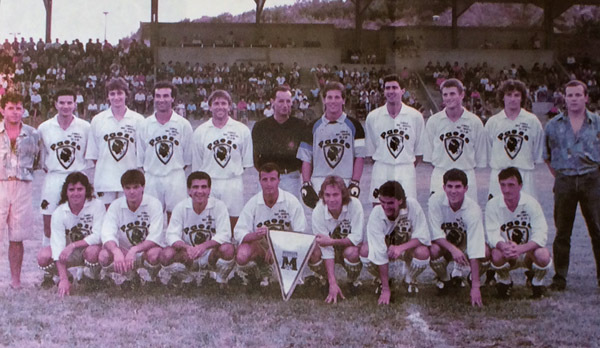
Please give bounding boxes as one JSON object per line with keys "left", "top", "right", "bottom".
{"left": 103, "top": 11, "right": 109, "bottom": 42}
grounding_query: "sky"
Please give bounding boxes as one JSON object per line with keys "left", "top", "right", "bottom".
{"left": 0, "top": 0, "right": 297, "bottom": 44}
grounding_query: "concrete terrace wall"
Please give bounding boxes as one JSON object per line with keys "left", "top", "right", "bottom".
{"left": 141, "top": 22, "right": 336, "bottom": 48}
{"left": 156, "top": 47, "right": 341, "bottom": 67}
{"left": 387, "top": 49, "right": 555, "bottom": 71}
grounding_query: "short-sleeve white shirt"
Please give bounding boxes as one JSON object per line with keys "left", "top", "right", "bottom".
{"left": 312, "top": 197, "right": 364, "bottom": 259}
{"left": 428, "top": 192, "right": 486, "bottom": 259}
{"left": 367, "top": 197, "right": 430, "bottom": 265}
{"left": 365, "top": 103, "right": 425, "bottom": 164}
{"left": 101, "top": 194, "right": 165, "bottom": 248}
{"left": 136, "top": 112, "right": 193, "bottom": 176}
{"left": 191, "top": 118, "right": 253, "bottom": 178}
{"left": 38, "top": 115, "right": 91, "bottom": 173}
{"left": 234, "top": 189, "right": 306, "bottom": 244}
{"left": 485, "top": 109, "right": 544, "bottom": 170}
{"left": 423, "top": 109, "right": 487, "bottom": 170}
{"left": 50, "top": 198, "right": 105, "bottom": 260}
{"left": 166, "top": 197, "right": 232, "bottom": 246}
{"left": 485, "top": 193, "right": 548, "bottom": 249}
{"left": 86, "top": 108, "right": 145, "bottom": 192}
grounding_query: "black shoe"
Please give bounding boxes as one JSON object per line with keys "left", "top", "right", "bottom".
{"left": 531, "top": 285, "right": 545, "bottom": 299}
{"left": 346, "top": 280, "right": 362, "bottom": 297}
{"left": 40, "top": 274, "right": 55, "bottom": 289}
{"left": 496, "top": 281, "right": 513, "bottom": 299}
{"left": 485, "top": 270, "right": 496, "bottom": 287}
{"left": 451, "top": 276, "right": 466, "bottom": 288}
{"left": 549, "top": 278, "right": 566, "bottom": 291}
{"left": 525, "top": 270, "right": 534, "bottom": 288}
{"left": 436, "top": 279, "right": 453, "bottom": 296}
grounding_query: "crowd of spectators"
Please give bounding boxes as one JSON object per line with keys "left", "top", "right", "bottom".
{"left": 0, "top": 36, "right": 317, "bottom": 123}
{"left": 422, "top": 58, "right": 600, "bottom": 122}
{"left": 311, "top": 63, "right": 425, "bottom": 119}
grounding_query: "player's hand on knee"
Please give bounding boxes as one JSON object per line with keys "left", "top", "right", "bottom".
{"left": 124, "top": 250, "right": 136, "bottom": 272}
{"left": 387, "top": 245, "right": 404, "bottom": 260}
{"left": 378, "top": 288, "right": 391, "bottom": 305}
{"left": 58, "top": 279, "right": 71, "bottom": 298}
{"left": 348, "top": 180, "right": 360, "bottom": 198}
{"left": 59, "top": 245, "right": 74, "bottom": 263}
{"left": 113, "top": 252, "right": 126, "bottom": 273}
{"left": 301, "top": 181, "right": 318, "bottom": 208}
{"left": 451, "top": 250, "right": 469, "bottom": 266}
{"left": 190, "top": 245, "right": 205, "bottom": 260}
{"left": 315, "top": 234, "right": 333, "bottom": 247}
{"left": 326, "top": 283, "right": 345, "bottom": 304}
{"left": 470, "top": 287, "right": 482, "bottom": 307}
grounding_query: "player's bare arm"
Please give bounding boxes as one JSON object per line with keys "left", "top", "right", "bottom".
{"left": 324, "top": 258, "right": 345, "bottom": 304}
{"left": 435, "top": 238, "right": 469, "bottom": 266}
{"left": 469, "top": 258, "right": 483, "bottom": 307}
{"left": 377, "top": 263, "right": 392, "bottom": 305}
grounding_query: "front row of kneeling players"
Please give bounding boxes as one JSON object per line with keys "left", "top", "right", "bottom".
{"left": 39, "top": 164, "right": 551, "bottom": 306}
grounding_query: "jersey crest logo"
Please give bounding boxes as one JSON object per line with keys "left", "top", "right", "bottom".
{"left": 51, "top": 140, "right": 80, "bottom": 170}
{"left": 105, "top": 132, "right": 132, "bottom": 162}
{"left": 121, "top": 221, "right": 149, "bottom": 246}
{"left": 440, "top": 131, "right": 469, "bottom": 161}
{"left": 319, "top": 138, "right": 350, "bottom": 169}
{"left": 385, "top": 211, "right": 411, "bottom": 246}
{"left": 498, "top": 130, "right": 528, "bottom": 160}
{"left": 150, "top": 136, "right": 178, "bottom": 165}
{"left": 208, "top": 139, "right": 237, "bottom": 169}
{"left": 184, "top": 224, "right": 214, "bottom": 246}
{"left": 66, "top": 223, "right": 91, "bottom": 242}
{"left": 441, "top": 222, "right": 466, "bottom": 250}
{"left": 501, "top": 220, "right": 531, "bottom": 245}
{"left": 381, "top": 130, "right": 409, "bottom": 159}
{"left": 331, "top": 220, "right": 351, "bottom": 240}
{"left": 257, "top": 218, "right": 291, "bottom": 231}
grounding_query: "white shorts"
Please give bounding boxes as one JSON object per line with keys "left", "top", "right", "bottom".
{"left": 211, "top": 176, "right": 244, "bottom": 216}
{"left": 488, "top": 168, "right": 536, "bottom": 200}
{"left": 370, "top": 161, "right": 416, "bottom": 202}
{"left": 193, "top": 248, "right": 214, "bottom": 269}
{"left": 0, "top": 180, "right": 34, "bottom": 242}
{"left": 96, "top": 191, "right": 123, "bottom": 206}
{"left": 430, "top": 167, "right": 477, "bottom": 202}
{"left": 279, "top": 171, "right": 301, "bottom": 200}
{"left": 41, "top": 172, "right": 69, "bottom": 215}
{"left": 145, "top": 170, "right": 187, "bottom": 212}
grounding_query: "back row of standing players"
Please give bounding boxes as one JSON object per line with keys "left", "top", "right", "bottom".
{"left": 3, "top": 74, "right": 591, "bottom": 305}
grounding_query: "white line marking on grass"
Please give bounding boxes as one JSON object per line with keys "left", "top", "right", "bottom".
{"left": 406, "top": 305, "right": 449, "bottom": 347}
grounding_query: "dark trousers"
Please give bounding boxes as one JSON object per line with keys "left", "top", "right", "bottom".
{"left": 552, "top": 169, "right": 600, "bottom": 282}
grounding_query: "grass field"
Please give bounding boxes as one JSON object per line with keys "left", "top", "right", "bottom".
{"left": 1, "top": 120, "right": 600, "bottom": 347}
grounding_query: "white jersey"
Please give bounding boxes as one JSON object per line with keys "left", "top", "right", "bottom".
{"left": 297, "top": 113, "right": 366, "bottom": 180}
{"left": 365, "top": 103, "right": 425, "bottom": 165}
{"left": 485, "top": 109, "right": 544, "bottom": 170}
{"left": 101, "top": 194, "right": 164, "bottom": 249}
{"left": 166, "top": 197, "right": 232, "bottom": 247}
{"left": 428, "top": 191, "right": 485, "bottom": 259}
{"left": 191, "top": 117, "right": 253, "bottom": 178}
{"left": 86, "top": 108, "right": 145, "bottom": 192}
{"left": 367, "top": 197, "right": 430, "bottom": 265}
{"left": 234, "top": 188, "right": 306, "bottom": 244}
{"left": 423, "top": 109, "right": 487, "bottom": 170}
{"left": 136, "top": 111, "right": 193, "bottom": 176}
{"left": 485, "top": 193, "right": 548, "bottom": 249}
{"left": 312, "top": 197, "right": 364, "bottom": 259}
{"left": 50, "top": 198, "right": 105, "bottom": 260}
{"left": 38, "top": 115, "right": 91, "bottom": 173}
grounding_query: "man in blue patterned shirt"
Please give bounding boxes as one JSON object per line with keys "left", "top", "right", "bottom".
{"left": 544, "top": 80, "right": 600, "bottom": 291}
{"left": 0, "top": 92, "right": 42, "bottom": 289}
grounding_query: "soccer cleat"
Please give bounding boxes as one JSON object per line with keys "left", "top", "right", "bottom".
{"left": 496, "top": 282, "right": 513, "bottom": 299}
{"left": 436, "top": 278, "right": 453, "bottom": 296}
{"left": 484, "top": 270, "right": 497, "bottom": 287}
{"left": 40, "top": 274, "right": 55, "bottom": 289}
{"left": 404, "top": 281, "right": 419, "bottom": 295}
{"left": 525, "top": 270, "right": 534, "bottom": 288}
{"left": 451, "top": 276, "right": 466, "bottom": 288}
{"left": 531, "top": 285, "right": 546, "bottom": 299}
{"left": 347, "top": 280, "right": 362, "bottom": 297}
{"left": 549, "top": 280, "right": 566, "bottom": 291}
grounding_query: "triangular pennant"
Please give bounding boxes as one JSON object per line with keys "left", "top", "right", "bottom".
{"left": 267, "top": 229, "right": 316, "bottom": 301}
